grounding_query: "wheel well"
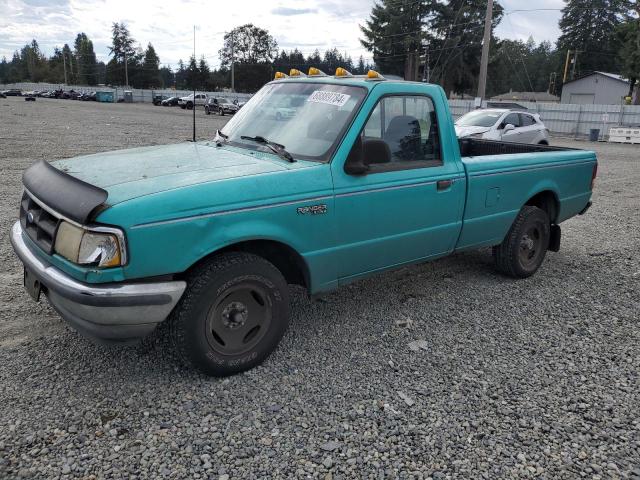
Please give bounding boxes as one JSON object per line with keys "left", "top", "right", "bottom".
{"left": 525, "top": 190, "right": 558, "bottom": 223}
{"left": 187, "top": 240, "right": 309, "bottom": 289}
{"left": 538, "top": 140, "right": 549, "bottom": 145}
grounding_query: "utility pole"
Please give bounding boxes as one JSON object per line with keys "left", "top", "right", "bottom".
{"left": 548, "top": 72, "right": 556, "bottom": 95}
{"left": 562, "top": 49, "right": 572, "bottom": 83}
{"left": 476, "top": 0, "right": 493, "bottom": 100}
{"left": 571, "top": 50, "right": 579, "bottom": 80}
{"left": 63, "top": 53, "right": 68, "bottom": 85}
{"left": 124, "top": 51, "right": 129, "bottom": 87}
{"left": 422, "top": 43, "right": 430, "bottom": 82}
{"left": 230, "top": 31, "right": 235, "bottom": 92}
{"left": 193, "top": 25, "right": 196, "bottom": 143}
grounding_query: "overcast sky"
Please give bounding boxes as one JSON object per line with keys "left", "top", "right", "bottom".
{"left": 1, "top": 0, "right": 565, "bottom": 69}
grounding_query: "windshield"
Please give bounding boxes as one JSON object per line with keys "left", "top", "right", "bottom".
{"left": 220, "top": 82, "right": 367, "bottom": 162}
{"left": 456, "top": 110, "right": 503, "bottom": 128}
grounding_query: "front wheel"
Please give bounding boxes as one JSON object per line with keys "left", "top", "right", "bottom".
{"left": 205, "top": 106, "right": 210, "bottom": 115}
{"left": 493, "top": 206, "right": 550, "bottom": 278}
{"left": 169, "top": 252, "right": 290, "bottom": 376}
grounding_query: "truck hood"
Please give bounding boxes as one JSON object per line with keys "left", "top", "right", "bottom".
{"left": 53, "top": 142, "right": 311, "bottom": 205}
{"left": 454, "top": 125, "right": 490, "bottom": 138}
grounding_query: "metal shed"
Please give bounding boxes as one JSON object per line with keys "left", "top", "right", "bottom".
{"left": 560, "top": 72, "right": 630, "bottom": 105}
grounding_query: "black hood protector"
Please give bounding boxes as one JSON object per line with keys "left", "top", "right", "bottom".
{"left": 22, "top": 160, "right": 108, "bottom": 224}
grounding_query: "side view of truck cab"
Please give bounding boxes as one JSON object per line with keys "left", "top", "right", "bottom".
{"left": 10, "top": 67, "right": 596, "bottom": 376}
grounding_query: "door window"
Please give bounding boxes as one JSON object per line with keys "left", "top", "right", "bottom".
{"left": 519, "top": 114, "right": 536, "bottom": 126}
{"left": 502, "top": 113, "right": 521, "bottom": 128}
{"left": 360, "top": 95, "right": 442, "bottom": 169}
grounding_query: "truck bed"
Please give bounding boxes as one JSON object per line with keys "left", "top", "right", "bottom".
{"left": 455, "top": 139, "right": 596, "bottom": 252}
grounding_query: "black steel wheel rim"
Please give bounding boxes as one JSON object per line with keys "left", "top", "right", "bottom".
{"left": 519, "top": 223, "right": 543, "bottom": 268}
{"left": 205, "top": 283, "right": 272, "bottom": 356}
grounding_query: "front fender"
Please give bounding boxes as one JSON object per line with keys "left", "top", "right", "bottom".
{"left": 109, "top": 197, "right": 337, "bottom": 292}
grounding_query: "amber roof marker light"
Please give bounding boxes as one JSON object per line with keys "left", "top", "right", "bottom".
{"left": 308, "top": 67, "right": 327, "bottom": 76}
{"left": 335, "top": 67, "right": 353, "bottom": 77}
{"left": 274, "top": 71, "right": 288, "bottom": 80}
{"left": 366, "top": 70, "right": 386, "bottom": 80}
{"left": 289, "top": 69, "right": 306, "bottom": 77}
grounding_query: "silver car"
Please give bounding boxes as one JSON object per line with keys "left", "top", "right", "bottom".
{"left": 455, "top": 109, "right": 550, "bottom": 145}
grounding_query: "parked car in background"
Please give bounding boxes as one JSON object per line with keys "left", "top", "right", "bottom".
{"left": 178, "top": 93, "right": 208, "bottom": 109}
{"left": 455, "top": 109, "right": 550, "bottom": 145}
{"left": 153, "top": 94, "right": 169, "bottom": 106}
{"left": 161, "top": 96, "right": 180, "bottom": 106}
{"left": 204, "top": 97, "right": 239, "bottom": 116}
{"left": 2, "top": 89, "right": 22, "bottom": 96}
{"left": 0, "top": 91, "right": 5, "bottom": 98}
{"left": 61, "top": 90, "right": 81, "bottom": 100}
{"left": 80, "top": 92, "right": 97, "bottom": 101}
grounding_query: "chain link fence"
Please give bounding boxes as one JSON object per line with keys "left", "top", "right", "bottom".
{"left": 449, "top": 99, "right": 640, "bottom": 140}
{"left": 4, "top": 82, "right": 640, "bottom": 140}
{"left": 1, "top": 82, "right": 253, "bottom": 103}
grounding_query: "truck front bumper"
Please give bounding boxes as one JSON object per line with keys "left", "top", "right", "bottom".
{"left": 10, "top": 221, "right": 186, "bottom": 342}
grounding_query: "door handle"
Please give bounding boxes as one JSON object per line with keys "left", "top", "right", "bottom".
{"left": 437, "top": 179, "right": 453, "bottom": 191}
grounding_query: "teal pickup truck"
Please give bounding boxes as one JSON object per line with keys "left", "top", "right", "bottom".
{"left": 11, "top": 68, "right": 597, "bottom": 376}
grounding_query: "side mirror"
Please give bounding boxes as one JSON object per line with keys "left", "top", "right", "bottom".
{"left": 503, "top": 123, "right": 515, "bottom": 132}
{"left": 344, "top": 137, "right": 369, "bottom": 175}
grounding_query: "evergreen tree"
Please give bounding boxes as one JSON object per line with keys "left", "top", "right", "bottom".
{"left": 616, "top": 5, "right": 640, "bottom": 103}
{"left": 557, "top": 0, "right": 629, "bottom": 77}
{"left": 159, "top": 66, "right": 174, "bottom": 89}
{"left": 360, "top": 0, "right": 437, "bottom": 78}
{"left": 198, "top": 56, "right": 210, "bottom": 89}
{"left": 74, "top": 33, "right": 98, "bottom": 85}
{"left": 108, "top": 22, "right": 136, "bottom": 85}
{"left": 428, "top": 0, "right": 503, "bottom": 96}
{"left": 142, "top": 43, "right": 161, "bottom": 88}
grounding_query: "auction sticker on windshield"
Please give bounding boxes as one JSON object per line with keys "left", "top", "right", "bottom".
{"left": 307, "top": 90, "right": 350, "bottom": 107}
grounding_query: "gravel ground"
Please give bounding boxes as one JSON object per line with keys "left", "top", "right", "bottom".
{"left": 1, "top": 97, "right": 639, "bottom": 479}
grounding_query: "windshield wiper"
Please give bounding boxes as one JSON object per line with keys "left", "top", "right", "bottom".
{"left": 240, "top": 135, "right": 295, "bottom": 163}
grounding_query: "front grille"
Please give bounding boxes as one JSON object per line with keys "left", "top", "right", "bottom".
{"left": 19, "top": 191, "right": 61, "bottom": 254}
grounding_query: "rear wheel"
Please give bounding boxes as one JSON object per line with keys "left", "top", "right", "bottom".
{"left": 493, "top": 206, "right": 550, "bottom": 278}
{"left": 205, "top": 105, "right": 210, "bottom": 115}
{"left": 169, "top": 252, "right": 290, "bottom": 376}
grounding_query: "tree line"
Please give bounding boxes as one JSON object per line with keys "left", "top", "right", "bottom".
{"left": 361, "top": 0, "right": 640, "bottom": 101}
{"left": 2, "top": 2, "right": 639, "bottom": 101}
{"left": 0, "top": 23, "right": 373, "bottom": 93}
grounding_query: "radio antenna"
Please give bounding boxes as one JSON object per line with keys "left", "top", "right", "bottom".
{"left": 192, "top": 25, "right": 196, "bottom": 142}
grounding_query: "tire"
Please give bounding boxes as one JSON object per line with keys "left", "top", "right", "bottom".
{"left": 493, "top": 206, "right": 550, "bottom": 278}
{"left": 186, "top": 102, "right": 193, "bottom": 110}
{"left": 205, "top": 106, "right": 210, "bottom": 115}
{"left": 169, "top": 252, "right": 290, "bottom": 376}
{"left": 180, "top": 104, "right": 186, "bottom": 109}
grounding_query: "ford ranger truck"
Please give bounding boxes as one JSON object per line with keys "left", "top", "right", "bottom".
{"left": 10, "top": 68, "right": 597, "bottom": 376}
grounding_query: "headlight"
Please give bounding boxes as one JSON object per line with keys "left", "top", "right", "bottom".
{"left": 54, "top": 222, "right": 126, "bottom": 268}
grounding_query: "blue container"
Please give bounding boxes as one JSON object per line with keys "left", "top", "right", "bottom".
{"left": 96, "top": 91, "right": 114, "bottom": 103}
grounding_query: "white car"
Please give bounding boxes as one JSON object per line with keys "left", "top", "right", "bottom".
{"left": 178, "top": 93, "right": 208, "bottom": 110}
{"left": 455, "top": 109, "right": 550, "bottom": 145}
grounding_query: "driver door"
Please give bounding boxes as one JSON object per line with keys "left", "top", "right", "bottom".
{"left": 330, "top": 85, "right": 466, "bottom": 282}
